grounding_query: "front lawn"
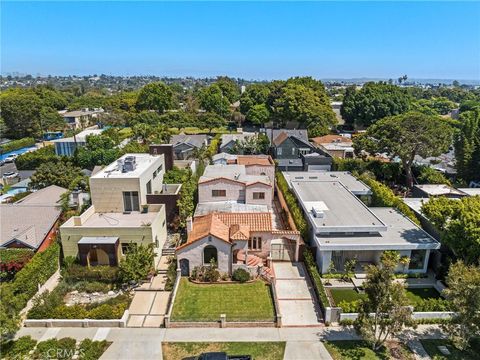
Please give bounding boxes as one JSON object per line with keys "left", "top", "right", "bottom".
{"left": 171, "top": 278, "right": 275, "bottom": 322}
{"left": 405, "top": 287, "right": 440, "bottom": 302}
{"left": 324, "top": 340, "right": 414, "bottom": 360}
{"left": 420, "top": 339, "right": 480, "bottom": 360}
{"left": 162, "top": 342, "right": 286, "bottom": 360}
{"left": 329, "top": 288, "right": 366, "bottom": 305}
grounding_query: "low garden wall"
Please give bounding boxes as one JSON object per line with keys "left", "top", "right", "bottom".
{"left": 24, "top": 310, "right": 129, "bottom": 328}
{"left": 339, "top": 310, "right": 454, "bottom": 322}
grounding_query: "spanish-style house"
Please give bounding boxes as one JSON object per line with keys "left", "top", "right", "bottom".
{"left": 212, "top": 154, "right": 275, "bottom": 187}
{"left": 176, "top": 212, "right": 300, "bottom": 277}
{"left": 198, "top": 164, "right": 273, "bottom": 209}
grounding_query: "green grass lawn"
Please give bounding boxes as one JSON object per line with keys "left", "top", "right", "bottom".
{"left": 324, "top": 340, "right": 414, "bottom": 360}
{"left": 330, "top": 287, "right": 441, "bottom": 307}
{"left": 420, "top": 339, "right": 480, "bottom": 360}
{"left": 329, "top": 288, "right": 366, "bottom": 305}
{"left": 171, "top": 278, "right": 276, "bottom": 322}
{"left": 162, "top": 342, "right": 286, "bottom": 360}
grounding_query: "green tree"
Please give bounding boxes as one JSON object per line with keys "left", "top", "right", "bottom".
{"left": 1, "top": 91, "right": 43, "bottom": 138}
{"left": 272, "top": 83, "right": 336, "bottom": 131}
{"left": 421, "top": 196, "right": 480, "bottom": 264}
{"left": 119, "top": 243, "right": 155, "bottom": 282}
{"left": 215, "top": 76, "right": 240, "bottom": 104}
{"left": 354, "top": 251, "right": 414, "bottom": 351}
{"left": 239, "top": 83, "right": 271, "bottom": 115}
{"left": 417, "top": 166, "right": 451, "bottom": 185}
{"left": 197, "top": 84, "right": 230, "bottom": 117}
{"left": 136, "top": 82, "right": 176, "bottom": 113}
{"left": 341, "top": 82, "right": 411, "bottom": 127}
{"left": 442, "top": 262, "right": 480, "bottom": 350}
{"left": 354, "top": 112, "right": 453, "bottom": 187}
{"left": 230, "top": 134, "right": 270, "bottom": 155}
{"left": 30, "top": 161, "right": 86, "bottom": 190}
{"left": 75, "top": 134, "right": 121, "bottom": 169}
{"left": 132, "top": 123, "right": 171, "bottom": 144}
{"left": 454, "top": 109, "right": 480, "bottom": 183}
{"left": 197, "top": 112, "right": 227, "bottom": 132}
{"left": 246, "top": 104, "right": 270, "bottom": 125}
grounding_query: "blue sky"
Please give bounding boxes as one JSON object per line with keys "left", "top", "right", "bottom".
{"left": 2, "top": 1, "right": 479, "bottom": 80}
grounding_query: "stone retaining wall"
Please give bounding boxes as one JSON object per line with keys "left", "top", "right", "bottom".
{"left": 23, "top": 310, "right": 129, "bottom": 328}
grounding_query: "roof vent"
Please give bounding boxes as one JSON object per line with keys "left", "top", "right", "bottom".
{"left": 312, "top": 207, "right": 326, "bottom": 218}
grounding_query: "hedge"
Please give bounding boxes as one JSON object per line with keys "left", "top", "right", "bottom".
{"left": 303, "top": 248, "right": 331, "bottom": 310}
{"left": 79, "top": 339, "right": 111, "bottom": 360}
{"left": 332, "top": 157, "right": 403, "bottom": 184}
{"left": 0, "top": 242, "right": 60, "bottom": 340}
{"left": 0, "top": 137, "right": 35, "bottom": 153}
{"left": 35, "top": 337, "right": 76, "bottom": 360}
{"left": 1, "top": 336, "right": 37, "bottom": 360}
{"left": 14, "top": 145, "right": 62, "bottom": 170}
{"left": 0, "top": 249, "right": 34, "bottom": 281}
{"left": 275, "top": 171, "right": 308, "bottom": 240}
{"left": 62, "top": 263, "right": 121, "bottom": 284}
{"left": 357, "top": 174, "right": 420, "bottom": 225}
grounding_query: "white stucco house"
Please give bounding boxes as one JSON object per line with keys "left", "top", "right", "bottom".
{"left": 283, "top": 171, "right": 440, "bottom": 274}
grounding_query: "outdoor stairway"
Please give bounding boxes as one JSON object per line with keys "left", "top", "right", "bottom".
{"left": 161, "top": 247, "right": 176, "bottom": 256}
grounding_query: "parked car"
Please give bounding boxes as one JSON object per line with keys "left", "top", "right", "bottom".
{"left": 0, "top": 159, "right": 5, "bottom": 167}
{"left": 191, "top": 352, "right": 251, "bottom": 360}
{"left": 2, "top": 171, "right": 19, "bottom": 179}
{"left": 4, "top": 154, "right": 18, "bottom": 163}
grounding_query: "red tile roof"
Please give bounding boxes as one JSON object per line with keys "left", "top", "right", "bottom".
{"left": 237, "top": 155, "right": 274, "bottom": 166}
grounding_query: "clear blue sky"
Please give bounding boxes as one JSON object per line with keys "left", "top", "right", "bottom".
{"left": 2, "top": 1, "right": 479, "bottom": 80}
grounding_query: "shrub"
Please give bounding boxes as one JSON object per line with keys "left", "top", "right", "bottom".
{"left": 78, "top": 339, "right": 111, "bottom": 360}
{"left": 87, "top": 302, "right": 128, "bottom": 319}
{"left": 1, "top": 336, "right": 37, "bottom": 359}
{"left": 332, "top": 158, "right": 403, "bottom": 184}
{"left": 338, "top": 300, "right": 362, "bottom": 313}
{"left": 304, "top": 248, "right": 330, "bottom": 308}
{"left": 164, "top": 257, "right": 177, "bottom": 291}
{"left": 34, "top": 338, "right": 76, "bottom": 360}
{"left": 191, "top": 263, "right": 220, "bottom": 283}
{"left": 0, "top": 249, "right": 34, "bottom": 281}
{"left": 276, "top": 171, "right": 308, "bottom": 240}
{"left": 0, "top": 137, "right": 35, "bottom": 153}
{"left": 62, "top": 264, "right": 120, "bottom": 284}
{"left": 339, "top": 319, "right": 355, "bottom": 326}
{"left": 15, "top": 145, "right": 61, "bottom": 170}
{"left": 232, "top": 268, "right": 251, "bottom": 283}
{"left": 119, "top": 243, "right": 155, "bottom": 282}
{"left": 413, "top": 297, "right": 452, "bottom": 312}
{"left": 73, "top": 281, "right": 112, "bottom": 293}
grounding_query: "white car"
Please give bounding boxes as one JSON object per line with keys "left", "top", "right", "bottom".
{"left": 4, "top": 154, "right": 18, "bottom": 163}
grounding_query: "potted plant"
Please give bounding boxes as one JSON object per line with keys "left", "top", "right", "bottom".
{"left": 141, "top": 204, "right": 149, "bottom": 213}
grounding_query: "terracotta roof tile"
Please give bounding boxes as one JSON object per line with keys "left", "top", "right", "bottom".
{"left": 311, "top": 135, "right": 352, "bottom": 145}
{"left": 237, "top": 155, "right": 274, "bottom": 166}
{"left": 215, "top": 212, "right": 272, "bottom": 232}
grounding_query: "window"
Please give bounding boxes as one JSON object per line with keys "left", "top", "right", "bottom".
{"left": 277, "top": 147, "right": 282, "bottom": 155}
{"left": 212, "top": 189, "right": 226, "bottom": 197}
{"left": 292, "top": 148, "right": 296, "bottom": 155}
{"left": 157, "top": 165, "right": 163, "bottom": 173}
{"left": 121, "top": 243, "right": 135, "bottom": 255}
{"left": 409, "top": 250, "right": 426, "bottom": 270}
{"left": 248, "top": 236, "right": 262, "bottom": 250}
{"left": 146, "top": 180, "right": 152, "bottom": 194}
{"left": 123, "top": 191, "right": 139, "bottom": 211}
{"left": 253, "top": 192, "right": 265, "bottom": 200}
{"left": 203, "top": 245, "right": 218, "bottom": 264}
{"left": 153, "top": 170, "right": 157, "bottom": 179}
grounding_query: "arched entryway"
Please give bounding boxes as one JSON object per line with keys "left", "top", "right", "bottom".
{"left": 203, "top": 245, "right": 218, "bottom": 265}
{"left": 87, "top": 248, "right": 110, "bottom": 266}
{"left": 179, "top": 258, "right": 190, "bottom": 276}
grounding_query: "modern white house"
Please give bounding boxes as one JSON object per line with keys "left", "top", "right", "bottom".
{"left": 284, "top": 171, "right": 440, "bottom": 274}
{"left": 60, "top": 153, "right": 168, "bottom": 266}
{"left": 52, "top": 128, "right": 104, "bottom": 156}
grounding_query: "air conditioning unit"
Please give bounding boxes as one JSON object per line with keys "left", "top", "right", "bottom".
{"left": 122, "top": 156, "right": 136, "bottom": 172}
{"left": 312, "top": 207, "right": 326, "bottom": 218}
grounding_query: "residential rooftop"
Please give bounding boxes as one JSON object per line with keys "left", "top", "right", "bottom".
{"left": 90, "top": 153, "right": 162, "bottom": 179}
{"left": 282, "top": 171, "right": 371, "bottom": 195}
{"left": 237, "top": 155, "right": 274, "bottom": 166}
{"left": 315, "top": 207, "right": 440, "bottom": 251}
{"left": 290, "top": 180, "right": 386, "bottom": 233}
{"left": 16, "top": 185, "right": 67, "bottom": 206}
{"left": 200, "top": 164, "right": 270, "bottom": 185}
{"left": 413, "top": 184, "right": 466, "bottom": 197}
{"left": 458, "top": 188, "right": 480, "bottom": 196}
{"left": 52, "top": 128, "right": 103, "bottom": 143}
{"left": 194, "top": 202, "right": 269, "bottom": 217}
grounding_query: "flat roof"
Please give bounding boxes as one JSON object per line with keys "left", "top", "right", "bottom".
{"left": 53, "top": 129, "right": 103, "bottom": 143}
{"left": 200, "top": 164, "right": 270, "bottom": 185}
{"left": 62, "top": 207, "right": 163, "bottom": 228}
{"left": 413, "top": 184, "right": 465, "bottom": 197}
{"left": 91, "top": 153, "right": 162, "bottom": 179}
{"left": 78, "top": 236, "right": 118, "bottom": 245}
{"left": 282, "top": 171, "right": 371, "bottom": 195}
{"left": 315, "top": 207, "right": 440, "bottom": 250}
{"left": 194, "top": 202, "right": 269, "bottom": 217}
{"left": 458, "top": 188, "right": 480, "bottom": 196}
{"left": 290, "top": 180, "right": 386, "bottom": 233}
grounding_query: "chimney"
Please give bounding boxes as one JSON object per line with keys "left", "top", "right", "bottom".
{"left": 149, "top": 144, "right": 174, "bottom": 171}
{"left": 186, "top": 216, "right": 193, "bottom": 236}
{"left": 73, "top": 216, "right": 82, "bottom": 226}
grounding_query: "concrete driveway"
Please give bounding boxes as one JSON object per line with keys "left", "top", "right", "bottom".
{"left": 273, "top": 262, "right": 323, "bottom": 327}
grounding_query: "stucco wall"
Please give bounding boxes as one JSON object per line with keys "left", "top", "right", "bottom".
{"left": 177, "top": 236, "right": 232, "bottom": 275}
{"left": 198, "top": 178, "right": 245, "bottom": 203}
{"left": 244, "top": 165, "right": 275, "bottom": 189}
{"left": 245, "top": 183, "right": 273, "bottom": 208}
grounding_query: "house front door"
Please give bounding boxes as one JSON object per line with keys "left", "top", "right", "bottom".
{"left": 179, "top": 258, "right": 190, "bottom": 276}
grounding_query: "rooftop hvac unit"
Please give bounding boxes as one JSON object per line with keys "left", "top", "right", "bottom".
{"left": 122, "top": 156, "right": 136, "bottom": 172}
{"left": 312, "top": 207, "right": 326, "bottom": 218}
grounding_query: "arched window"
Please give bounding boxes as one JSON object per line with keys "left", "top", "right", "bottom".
{"left": 203, "top": 245, "right": 218, "bottom": 265}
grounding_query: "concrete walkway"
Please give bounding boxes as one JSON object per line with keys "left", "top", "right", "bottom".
{"left": 127, "top": 290, "right": 171, "bottom": 327}
{"left": 273, "top": 262, "right": 323, "bottom": 326}
{"left": 16, "top": 325, "right": 446, "bottom": 360}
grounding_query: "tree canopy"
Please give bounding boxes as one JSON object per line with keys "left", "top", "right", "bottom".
{"left": 341, "top": 82, "right": 411, "bottom": 127}
{"left": 197, "top": 84, "right": 231, "bottom": 117}
{"left": 454, "top": 109, "right": 480, "bottom": 184}
{"left": 30, "top": 161, "right": 87, "bottom": 190}
{"left": 421, "top": 196, "right": 480, "bottom": 265}
{"left": 135, "top": 81, "right": 177, "bottom": 112}
{"left": 354, "top": 112, "right": 453, "bottom": 187}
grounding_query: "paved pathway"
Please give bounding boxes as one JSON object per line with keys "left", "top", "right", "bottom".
{"left": 16, "top": 325, "right": 445, "bottom": 360}
{"left": 273, "top": 262, "right": 323, "bottom": 326}
{"left": 127, "top": 290, "right": 171, "bottom": 327}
